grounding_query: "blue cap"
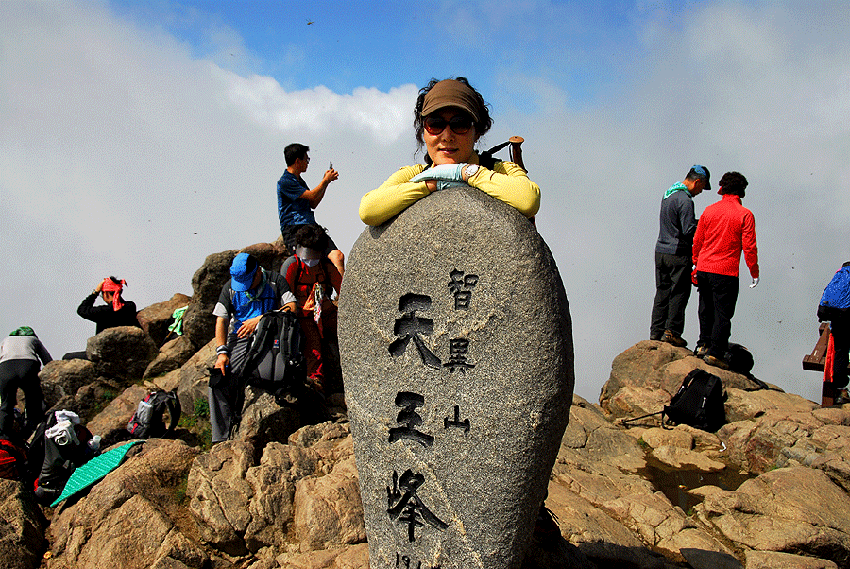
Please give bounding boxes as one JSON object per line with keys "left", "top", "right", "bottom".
{"left": 229, "top": 253, "right": 258, "bottom": 292}
{"left": 689, "top": 165, "right": 711, "bottom": 190}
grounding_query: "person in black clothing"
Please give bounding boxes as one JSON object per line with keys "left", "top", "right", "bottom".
{"left": 63, "top": 277, "right": 139, "bottom": 360}
{"left": 0, "top": 326, "right": 51, "bottom": 440}
{"left": 649, "top": 165, "right": 709, "bottom": 347}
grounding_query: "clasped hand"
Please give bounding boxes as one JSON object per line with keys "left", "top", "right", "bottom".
{"left": 236, "top": 315, "right": 262, "bottom": 338}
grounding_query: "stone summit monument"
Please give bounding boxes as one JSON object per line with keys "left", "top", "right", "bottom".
{"left": 339, "top": 187, "right": 574, "bottom": 569}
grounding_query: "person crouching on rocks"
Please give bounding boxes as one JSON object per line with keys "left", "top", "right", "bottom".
{"left": 210, "top": 253, "right": 291, "bottom": 443}
{"left": 280, "top": 225, "right": 342, "bottom": 396}
{"left": 64, "top": 277, "right": 140, "bottom": 360}
{"left": 359, "top": 76, "right": 540, "bottom": 227}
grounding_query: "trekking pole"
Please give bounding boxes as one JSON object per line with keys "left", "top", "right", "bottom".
{"left": 618, "top": 410, "right": 663, "bottom": 427}
{"left": 509, "top": 136, "right": 526, "bottom": 171}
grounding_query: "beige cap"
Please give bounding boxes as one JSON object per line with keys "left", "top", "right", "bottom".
{"left": 421, "top": 79, "right": 481, "bottom": 122}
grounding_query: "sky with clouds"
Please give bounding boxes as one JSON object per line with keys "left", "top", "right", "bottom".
{"left": 1, "top": 0, "right": 848, "bottom": 403}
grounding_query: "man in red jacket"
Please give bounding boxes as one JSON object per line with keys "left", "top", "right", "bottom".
{"left": 692, "top": 171, "right": 759, "bottom": 370}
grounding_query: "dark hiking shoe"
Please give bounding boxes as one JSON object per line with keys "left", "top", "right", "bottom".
{"left": 833, "top": 389, "right": 850, "bottom": 406}
{"left": 661, "top": 330, "right": 688, "bottom": 348}
{"left": 704, "top": 355, "right": 730, "bottom": 371}
{"left": 694, "top": 345, "right": 709, "bottom": 358}
{"left": 650, "top": 331, "right": 664, "bottom": 341}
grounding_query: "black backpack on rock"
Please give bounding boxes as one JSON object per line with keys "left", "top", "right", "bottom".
{"left": 726, "top": 343, "right": 754, "bottom": 375}
{"left": 242, "top": 310, "right": 306, "bottom": 404}
{"left": 663, "top": 369, "right": 726, "bottom": 432}
{"left": 127, "top": 389, "right": 181, "bottom": 438}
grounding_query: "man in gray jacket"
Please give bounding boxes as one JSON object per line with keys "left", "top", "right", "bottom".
{"left": 650, "top": 165, "right": 710, "bottom": 347}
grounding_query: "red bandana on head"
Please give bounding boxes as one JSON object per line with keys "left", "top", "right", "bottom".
{"left": 101, "top": 278, "right": 126, "bottom": 311}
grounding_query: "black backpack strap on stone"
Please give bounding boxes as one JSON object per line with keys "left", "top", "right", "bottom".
{"left": 619, "top": 410, "right": 664, "bottom": 428}
{"left": 156, "top": 389, "right": 181, "bottom": 434}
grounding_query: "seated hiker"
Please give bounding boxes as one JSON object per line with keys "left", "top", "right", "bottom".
{"left": 64, "top": 277, "right": 140, "bottom": 360}
{"left": 280, "top": 225, "right": 343, "bottom": 395}
{"left": 0, "top": 326, "right": 51, "bottom": 441}
{"left": 359, "top": 77, "right": 540, "bottom": 227}
{"left": 210, "top": 253, "right": 290, "bottom": 444}
{"left": 818, "top": 260, "right": 850, "bottom": 404}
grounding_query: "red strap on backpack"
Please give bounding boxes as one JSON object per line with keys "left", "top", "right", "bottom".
{"left": 825, "top": 330, "right": 835, "bottom": 383}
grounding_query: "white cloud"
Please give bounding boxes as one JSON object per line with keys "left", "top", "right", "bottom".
{"left": 2, "top": 0, "right": 848, "bottom": 406}
{"left": 216, "top": 69, "right": 416, "bottom": 144}
{"left": 0, "top": 1, "right": 414, "bottom": 358}
{"left": 515, "top": 1, "right": 850, "bottom": 401}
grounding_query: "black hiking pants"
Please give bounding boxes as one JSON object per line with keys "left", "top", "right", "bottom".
{"left": 696, "top": 271, "right": 739, "bottom": 359}
{"left": 209, "top": 335, "right": 251, "bottom": 443}
{"left": 0, "top": 359, "right": 44, "bottom": 439}
{"left": 650, "top": 252, "right": 692, "bottom": 338}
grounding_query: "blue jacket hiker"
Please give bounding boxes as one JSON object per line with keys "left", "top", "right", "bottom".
{"left": 819, "top": 261, "right": 850, "bottom": 392}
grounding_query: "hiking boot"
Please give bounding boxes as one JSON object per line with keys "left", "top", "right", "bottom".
{"left": 661, "top": 330, "right": 688, "bottom": 348}
{"left": 704, "top": 354, "right": 730, "bottom": 371}
{"left": 694, "top": 345, "right": 709, "bottom": 359}
{"left": 650, "top": 331, "right": 664, "bottom": 341}
{"left": 833, "top": 389, "right": 850, "bottom": 406}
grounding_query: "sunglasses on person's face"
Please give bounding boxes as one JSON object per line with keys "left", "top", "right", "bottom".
{"left": 424, "top": 115, "right": 474, "bottom": 135}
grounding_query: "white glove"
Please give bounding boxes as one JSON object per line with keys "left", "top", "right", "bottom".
{"left": 410, "top": 164, "right": 465, "bottom": 183}
{"left": 749, "top": 277, "right": 759, "bottom": 289}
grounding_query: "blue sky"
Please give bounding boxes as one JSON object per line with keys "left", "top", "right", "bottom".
{"left": 109, "top": 0, "right": 681, "bottom": 106}
{"left": 2, "top": 0, "right": 848, "bottom": 403}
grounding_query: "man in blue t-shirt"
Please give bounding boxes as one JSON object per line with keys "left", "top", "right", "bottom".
{"left": 277, "top": 143, "right": 345, "bottom": 277}
{"left": 209, "top": 253, "right": 293, "bottom": 443}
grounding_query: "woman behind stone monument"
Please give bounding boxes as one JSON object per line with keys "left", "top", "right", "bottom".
{"left": 359, "top": 77, "right": 541, "bottom": 226}
{"left": 345, "top": 77, "right": 573, "bottom": 567}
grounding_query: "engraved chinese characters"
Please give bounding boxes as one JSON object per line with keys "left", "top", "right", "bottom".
{"left": 340, "top": 187, "right": 574, "bottom": 569}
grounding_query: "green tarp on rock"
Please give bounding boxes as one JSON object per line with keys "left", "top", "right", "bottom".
{"left": 50, "top": 441, "right": 142, "bottom": 507}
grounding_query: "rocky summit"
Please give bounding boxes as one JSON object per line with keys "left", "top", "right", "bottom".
{"left": 2, "top": 237, "right": 850, "bottom": 569}
{"left": 339, "top": 187, "right": 574, "bottom": 569}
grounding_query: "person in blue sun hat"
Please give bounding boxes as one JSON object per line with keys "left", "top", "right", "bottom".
{"left": 208, "top": 253, "right": 292, "bottom": 443}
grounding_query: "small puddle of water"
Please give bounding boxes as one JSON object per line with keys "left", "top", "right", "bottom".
{"left": 638, "top": 454, "right": 755, "bottom": 513}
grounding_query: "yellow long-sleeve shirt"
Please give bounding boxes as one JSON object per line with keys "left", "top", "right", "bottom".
{"left": 359, "top": 155, "right": 540, "bottom": 226}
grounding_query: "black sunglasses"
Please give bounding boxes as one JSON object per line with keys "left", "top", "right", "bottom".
{"left": 424, "top": 115, "right": 474, "bottom": 135}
